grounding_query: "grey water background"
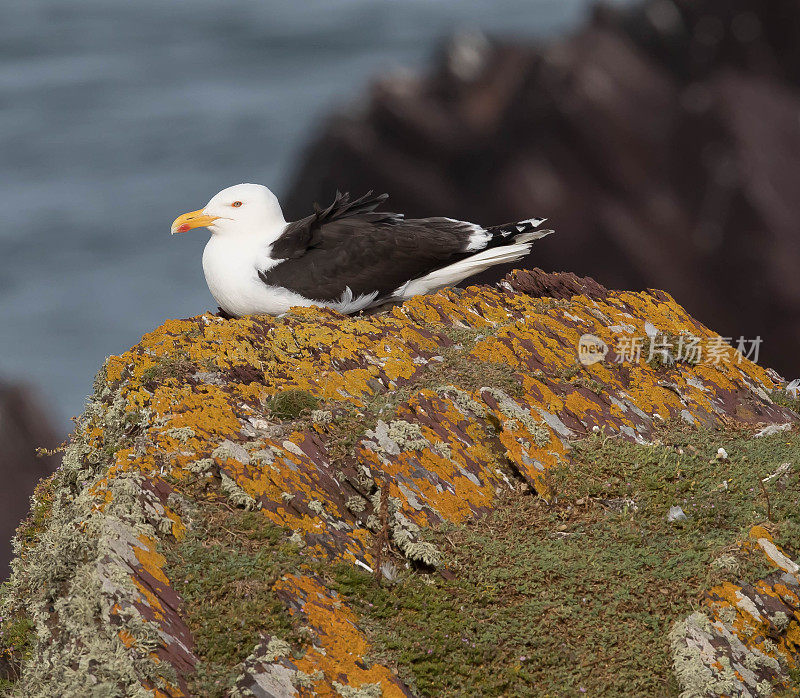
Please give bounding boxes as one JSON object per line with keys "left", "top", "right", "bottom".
{"left": 0, "top": 0, "right": 630, "bottom": 431}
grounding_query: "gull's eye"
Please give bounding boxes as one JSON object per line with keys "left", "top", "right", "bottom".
{"left": 232, "top": 201, "right": 243, "bottom": 208}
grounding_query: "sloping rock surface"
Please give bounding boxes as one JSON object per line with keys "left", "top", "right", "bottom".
{"left": 1, "top": 271, "right": 798, "bottom": 696}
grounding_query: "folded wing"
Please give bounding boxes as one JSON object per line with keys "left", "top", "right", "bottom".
{"left": 259, "top": 192, "right": 551, "bottom": 305}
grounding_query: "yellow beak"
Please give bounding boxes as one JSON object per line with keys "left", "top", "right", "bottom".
{"left": 170, "top": 209, "right": 219, "bottom": 235}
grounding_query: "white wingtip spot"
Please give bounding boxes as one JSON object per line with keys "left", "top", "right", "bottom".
{"left": 465, "top": 226, "right": 492, "bottom": 251}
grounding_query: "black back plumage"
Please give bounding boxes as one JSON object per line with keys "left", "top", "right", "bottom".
{"left": 270, "top": 191, "right": 394, "bottom": 260}
{"left": 259, "top": 191, "right": 539, "bottom": 303}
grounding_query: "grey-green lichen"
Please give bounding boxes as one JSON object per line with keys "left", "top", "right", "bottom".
{"left": 250, "top": 448, "right": 276, "bottom": 466}
{"left": 669, "top": 612, "right": 736, "bottom": 698}
{"left": 332, "top": 680, "right": 383, "bottom": 698}
{"left": 1, "top": 372, "right": 180, "bottom": 696}
{"left": 434, "top": 385, "right": 487, "bottom": 417}
{"left": 432, "top": 442, "right": 452, "bottom": 459}
{"left": 369, "top": 491, "right": 440, "bottom": 567}
{"left": 756, "top": 680, "right": 774, "bottom": 696}
{"left": 386, "top": 420, "right": 428, "bottom": 452}
{"left": 165, "top": 491, "right": 195, "bottom": 529}
{"left": 293, "top": 669, "right": 324, "bottom": 688}
{"left": 288, "top": 531, "right": 306, "bottom": 548}
{"left": 716, "top": 605, "right": 738, "bottom": 627}
{"left": 311, "top": 409, "right": 333, "bottom": 425}
{"left": 364, "top": 419, "right": 430, "bottom": 456}
{"left": 230, "top": 636, "right": 295, "bottom": 697}
{"left": 772, "top": 611, "right": 790, "bottom": 632}
{"left": 163, "top": 426, "right": 196, "bottom": 443}
{"left": 710, "top": 554, "right": 740, "bottom": 575}
{"left": 221, "top": 473, "right": 258, "bottom": 510}
{"left": 743, "top": 649, "right": 781, "bottom": 674}
{"left": 187, "top": 457, "right": 215, "bottom": 474}
{"left": 260, "top": 637, "right": 290, "bottom": 662}
{"left": 480, "top": 387, "right": 550, "bottom": 446}
{"left": 346, "top": 496, "right": 367, "bottom": 514}
{"left": 213, "top": 439, "right": 250, "bottom": 464}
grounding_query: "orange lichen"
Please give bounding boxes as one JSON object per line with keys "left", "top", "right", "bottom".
{"left": 274, "top": 574, "right": 409, "bottom": 697}
{"left": 118, "top": 629, "right": 136, "bottom": 648}
{"left": 134, "top": 535, "right": 170, "bottom": 586}
{"left": 749, "top": 525, "right": 773, "bottom": 542}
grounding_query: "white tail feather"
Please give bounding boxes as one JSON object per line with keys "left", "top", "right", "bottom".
{"left": 513, "top": 229, "right": 554, "bottom": 244}
{"left": 395, "top": 237, "right": 549, "bottom": 299}
{"left": 330, "top": 286, "right": 379, "bottom": 314}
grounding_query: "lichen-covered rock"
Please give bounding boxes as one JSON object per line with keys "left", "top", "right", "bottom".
{"left": 668, "top": 526, "right": 800, "bottom": 698}
{"left": 1, "top": 270, "right": 797, "bottom": 696}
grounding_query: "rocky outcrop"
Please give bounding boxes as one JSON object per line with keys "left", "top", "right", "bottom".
{"left": 284, "top": 0, "right": 800, "bottom": 378}
{"left": 670, "top": 525, "right": 800, "bottom": 697}
{"left": 1, "top": 271, "right": 798, "bottom": 696}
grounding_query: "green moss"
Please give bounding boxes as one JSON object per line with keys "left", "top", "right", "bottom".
{"left": 0, "top": 608, "right": 33, "bottom": 687}
{"left": 555, "top": 362, "right": 581, "bottom": 381}
{"left": 553, "top": 363, "right": 607, "bottom": 393}
{"left": 410, "top": 322, "right": 522, "bottom": 396}
{"left": 163, "top": 505, "right": 305, "bottom": 697}
{"left": 267, "top": 389, "right": 320, "bottom": 420}
{"left": 436, "top": 324, "right": 500, "bottom": 348}
{"left": 140, "top": 352, "right": 195, "bottom": 383}
{"left": 435, "top": 350, "right": 523, "bottom": 398}
{"left": 325, "top": 408, "right": 374, "bottom": 463}
{"left": 779, "top": 666, "right": 800, "bottom": 696}
{"left": 13, "top": 475, "right": 57, "bottom": 552}
{"left": 769, "top": 388, "right": 800, "bottom": 413}
{"left": 328, "top": 423, "right": 800, "bottom": 697}
{"left": 571, "top": 376, "right": 605, "bottom": 394}
{"left": 642, "top": 332, "right": 681, "bottom": 369}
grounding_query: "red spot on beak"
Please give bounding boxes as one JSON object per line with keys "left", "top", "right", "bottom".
{"left": 177, "top": 224, "right": 191, "bottom": 233}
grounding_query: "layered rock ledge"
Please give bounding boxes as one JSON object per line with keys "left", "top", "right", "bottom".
{"left": 1, "top": 271, "right": 798, "bottom": 697}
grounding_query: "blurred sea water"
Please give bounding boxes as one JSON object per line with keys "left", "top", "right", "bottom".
{"left": 0, "top": 0, "right": 630, "bottom": 430}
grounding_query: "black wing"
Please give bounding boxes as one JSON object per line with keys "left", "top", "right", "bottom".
{"left": 260, "top": 192, "right": 477, "bottom": 302}
{"left": 270, "top": 191, "right": 394, "bottom": 259}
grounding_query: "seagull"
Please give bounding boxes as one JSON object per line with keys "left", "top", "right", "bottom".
{"left": 171, "top": 183, "right": 553, "bottom": 318}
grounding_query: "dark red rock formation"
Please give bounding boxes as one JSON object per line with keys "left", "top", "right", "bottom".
{"left": 503, "top": 268, "right": 609, "bottom": 300}
{"left": 0, "top": 383, "right": 59, "bottom": 578}
{"left": 284, "top": 0, "right": 800, "bottom": 377}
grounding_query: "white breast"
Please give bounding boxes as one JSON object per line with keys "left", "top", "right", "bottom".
{"left": 202, "top": 236, "right": 303, "bottom": 316}
{"left": 202, "top": 235, "right": 383, "bottom": 317}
